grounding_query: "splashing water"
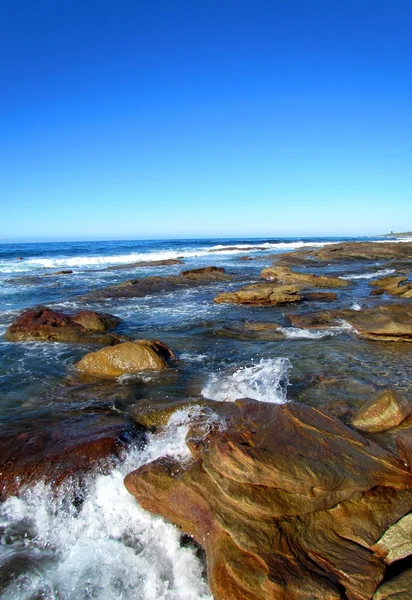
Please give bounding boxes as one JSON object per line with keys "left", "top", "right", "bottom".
{"left": 0, "top": 407, "right": 219, "bottom": 600}
{"left": 201, "top": 357, "right": 291, "bottom": 404}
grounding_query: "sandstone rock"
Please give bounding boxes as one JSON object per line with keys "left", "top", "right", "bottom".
{"left": 216, "top": 321, "right": 285, "bottom": 340}
{"left": 276, "top": 241, "right": 412, "bottom": 265}
{"left": 181, "top": 266, "right": 231, "bottom": 280}
{"left": 288, "top": 304, "right": 412, "bottom": 343}
{"left": 75, "top": 339, "right": 174, "bottom": 378}
{"left": 352, "top": 390, "right": 411, "bottom": 433}
{"left": 396, "top": 432, "right": 412, "bottom": 471}
{"left": 214, "top": 282, "right": 302, "bottom": 305}
{"left": 372, "top": 513, "right": 412, "bottom": 564}
{"left": 0, "top": 408, "right": 146, "bottom": 500}
{"left": 4, "top": 308, "right": 125, "bottom": 344}
{"left": 302, "top": 291, "right": 338, "bottom": 301}
{"left": 373, "top": 568, "right": 412, "bottom": 599}
{"left": 261, "top": 265, "right": 349, "bottom": 288}
{"left": 125, "top": 400, "right": 412, "bottom": 600}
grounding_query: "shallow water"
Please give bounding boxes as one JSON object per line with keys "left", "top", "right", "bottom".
{"left": 1, "top": 235, "right": 412, "bottom": 598}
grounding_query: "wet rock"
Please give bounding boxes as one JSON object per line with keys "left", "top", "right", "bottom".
{"left": 302, "top": 291, "right": 338, "bottom": 302}
{"left": 44, "top": 269, "right": 74, "bottom": 276}
{"left": 181, "top": 266, "right": 232, "bottom": 281}
{"left": 75, "top": 339, "right": 175, "bottom": 378}
{"left": 288, "top": 304, "right": 412, "bottom": 343}
{"left": 214, "top": 282, "right": 302, "bottom": 305}
{"left": 4, "top": 308, "right": 126, "bottom": 345}
{"left": 0, "top": 409, "right": 146, "bottom": 500}
{"left": 125, "top": 400, "right": 412, "bottom": 600}
{"left": 373, "top": 568, "right": 412, "bottom": 599}
{"left": 216, "top": 321, "right": 285, "bottom": 340}
{"left": 83, "top": 269, "right": 234, "bottom": 301}
{"left": 261, "top": 265, "right": 349, "bottom": 288}
{"left": 104, "top": 258, "right": 184, "bottom": 271}
{"left": 276, "top": 241, "right": 412, "bottom": 265}
{"left": 352, "top": 390, "right": 411, "bottom": 433}
{"left": 370, "top": 275, "right": 412, "bottom": 298}
{"left": 372, "top": 513, "right": 412, "bottom": 564}
{"left": 396, "top": 432, "right": 412, "bottom": 471}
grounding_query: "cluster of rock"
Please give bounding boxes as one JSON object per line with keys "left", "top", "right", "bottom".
{"left": 125, "top": 390, "right": 412, "bottom": 600}
{"left": 370, "top": 274, "right": 412, "bottom": 298}
{"left": 274, "top": 241, "right": 412, "bottom": 265}
{"left": 214, "top": 266, "right": 347, "bottom": 306}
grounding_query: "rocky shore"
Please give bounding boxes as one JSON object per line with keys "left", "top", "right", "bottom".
{"left": 2, "top": 241, "right": 412, "bottom": 599}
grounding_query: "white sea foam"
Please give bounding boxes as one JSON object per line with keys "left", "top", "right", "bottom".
{"left": 201, "top": 357, "right": 291, "bottom": 404}
{"left": 0, "top": 407, "right": 218, "bottom": 600}
{"left": 279, "top": 320, "right": 354, "bottom": 339}
{"left": 340, "top": 268, "right": 396, "bottom": 280}
{"left": 351, "top": 303, "right": 362, "bottom": 311}
{"left": 0, "top": 240, "right": 337, "bottom": 274}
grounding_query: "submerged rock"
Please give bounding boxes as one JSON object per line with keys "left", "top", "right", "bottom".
{"left": 125, "top": 400, "right": 412, "bottom": 600}
{"left": 4, "top": 308, "right": 126, "bottom": 344}
{"left": 75, "top": 339, "right": 175, "bottom": 378}
{"left": 103, "top": 258, "right": 184, "bottom": 271}
{"left": 352, "top": 389, "right": 411, "bottom": 433}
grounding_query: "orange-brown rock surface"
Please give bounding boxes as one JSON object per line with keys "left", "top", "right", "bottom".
{"left": 75, "top": 339, "right": 175, "bottom": 377}
{"left": 4, "top": 308, "right": 125, "bottom": 344}
{"left": 261, "top": 265, "right": 350, "bottom": 287}
{"left": 288, "top": 304, "right": 412, "bottom": 342}
{"left": 352, "top": 389, "right": 411, "bottom": 433}
{"left": 125, "top": 400, "right": 412, "bottom": 600}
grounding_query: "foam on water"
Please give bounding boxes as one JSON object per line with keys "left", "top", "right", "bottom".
{"left": 0, "top": 407, "right": 219, "bottom": 600}
{"left": 279, "top": 320, "right": 354, "bottom": 340}
{"left": 340, "top": 268, "right": 396, "bottom": 280}
{"left": 0, "top": 240, "right": 337, "bottom": 274}
{"left": 201, "top": 357, "right": 291, "bottom": 403}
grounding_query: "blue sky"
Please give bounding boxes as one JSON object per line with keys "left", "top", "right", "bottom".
{"left": 1, "top": 0, "right": 411, "bottom": 241}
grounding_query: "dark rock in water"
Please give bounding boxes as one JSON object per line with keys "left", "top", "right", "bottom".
{"left": 181, "top": 266, "right": 231, "bottom": 281}
{"left": 216, "top": 321, "right": 285, "bottom": 340}
{"left": 125, "top": 400, "right": 412, "bottom": 600}
{"left": 82, "top": 268, "right": 233, "bottom": 301}
{"left": 302, "top": 291, "right": 338, "bottom": 302}
{"left": 44, "top": 270, "right": 74, "bottom": 276}
{"left": 352, "top": 389, "right": 411, "bottom": 433}
{"left": 274, "top": 241, "right": 412, "bottom": 265}
{"left": 288, "top": 304, "right": 412, "bottom": 342}
{"left": 0, "top": 408, "right": 146, "bottom": 500}
{"left": 4, "top": 307, "right": 126, "bottom": 345}
{"left": 75, "top": 339, "right": 175, "bottom": 378}
{"left": 397, "top": 432, "right": 412, "bottom": 471}
{"left": 103, "top": 258, "right": 184, "bottom": 271}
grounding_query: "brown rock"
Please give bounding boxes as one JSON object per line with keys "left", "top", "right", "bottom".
{"left": 4, "top": 308, "right": 125, "bottom": 344}
{"left": 397, "top": 432, "right": 412, "bottom": 471}
{"left": 352, "top": 390, "right": 411, "bottom": 433}
{"left": 104, "top": 258, "right": 184, "bottom": 271}
{"left": 180, "top": 266, "right": 231, "bottom": 280}
{"left": 288, "top": 304, "right": 412, "bottom": 343}
{"left": 261, "top": 265, "right": 349, "bottom": 288}
{"left": 214, "top": 282, "right": 302, "bottom": 305}
{"left": 302, "top": 291, "right": 338, "bottom": 302}
{"left": 125, "top": 400, "right": 412, "bottom": 600}
{"left": 278, "top": 241, "right": 412, "bottom": 264}
{"left": 373, "top": 568, "right": 412, "bottom": 599}
{"left": 372, "top": 513, "right": 412, "bottom": 564}
{"left": 75, "top": 339, "right": 174, "bottom": 378}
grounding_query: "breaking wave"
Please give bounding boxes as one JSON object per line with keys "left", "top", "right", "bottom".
{"left": 340, "top": 268, "right": 396, "bottom": 281}
{"left": 0, "top": 407, "right": 218, "bottom": 600}
{"left": 201, "top": 357, "right": 291, "bottom": 404}
{"left": 279, "top": 321, "right": 354, "bottom": 339}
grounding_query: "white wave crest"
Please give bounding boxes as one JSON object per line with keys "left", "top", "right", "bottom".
{"left": 279, "top": 320, "right": 354, "bottom": 339}
{"left": 0, "top": 406, "right": 216, "bottom": 600}
{"left": 340, "top": 268, "right": 396, "bottom": 280}
{"left": 209, "top": 241, "right": 336, "bottom": 252}
{"left": 201, "top": 357, "right": 291, "bottom": 404}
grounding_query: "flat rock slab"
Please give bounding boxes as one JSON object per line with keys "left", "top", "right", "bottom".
{"left": 288, "top": 304, "right": 412, "bottom": 342}
{"left": 125, "top": 400, "right": 412, "bottom": 600}
{"left": 261, "top": 265, "right": 350, "bottom": 288}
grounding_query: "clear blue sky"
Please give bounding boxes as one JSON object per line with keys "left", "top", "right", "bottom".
{"left": 1, "top": 0, "right": 411, "bottom": 241}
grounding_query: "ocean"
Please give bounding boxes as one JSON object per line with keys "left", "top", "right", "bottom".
{"left": 0, "top": 235, "right": 411, "bottom": 599}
